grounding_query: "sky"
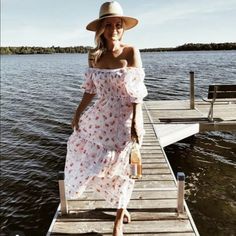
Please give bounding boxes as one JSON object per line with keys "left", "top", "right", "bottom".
{"left": 1, "top": 0, "right": 236, "bottom": 49}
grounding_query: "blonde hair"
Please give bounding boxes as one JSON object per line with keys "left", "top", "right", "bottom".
{"left": 88, "top": 23, "right": 106, "bottom": 67}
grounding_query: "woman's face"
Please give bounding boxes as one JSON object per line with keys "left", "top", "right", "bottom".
{"left": 102, "top": 17, "right": 124, "bottom": 42}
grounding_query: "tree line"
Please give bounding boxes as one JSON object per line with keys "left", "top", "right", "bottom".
{"left": 140, "top": 42, "right": 236, "bottom": 52}
{"left": 1, "top": 43, "right": 235, "bottom": 55}
{"left": 0, "top": 46, "right": 92, "bottom": 55}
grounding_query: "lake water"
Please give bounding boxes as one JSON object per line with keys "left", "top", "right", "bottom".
{"left": 1, "top": 51, "right": 236, "bottom": 236}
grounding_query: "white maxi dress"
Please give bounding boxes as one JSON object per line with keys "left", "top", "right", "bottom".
{"left": 64, "top": 67, "right": 148, "bottom": 209}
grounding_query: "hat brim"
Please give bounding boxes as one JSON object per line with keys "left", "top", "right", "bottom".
{"left": 86, "top": 15, "right": 138, "bottom": 31}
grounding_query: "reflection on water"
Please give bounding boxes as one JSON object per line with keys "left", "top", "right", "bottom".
{"left": 1, "top": 51, "right": 236, "bottom": 235}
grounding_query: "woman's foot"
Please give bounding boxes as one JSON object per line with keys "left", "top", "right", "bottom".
{"left": 123, "top": 209, "right": 131, "bottom": 224}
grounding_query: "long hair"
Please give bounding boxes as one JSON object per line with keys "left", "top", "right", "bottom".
{"left": 88, "top": 23, "right": 106, "bottom": 67}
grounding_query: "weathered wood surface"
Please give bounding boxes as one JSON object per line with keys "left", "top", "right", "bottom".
{"left": 57, "top": 211, "right": 188, "bottom": 222}
{"left": 145, "top": 100, "right": 236, "bottom": 125}
{"left": 68, "top": 189, "right": 178, "bottom": 201}
{"left": 47, "top": 101, "right": 201, "bottom": 236}
{"left": 51, "top": 220, "right": 193, "bottom": 235}
{"left": 67, "top": 198, "right": 178, "bottom": 210}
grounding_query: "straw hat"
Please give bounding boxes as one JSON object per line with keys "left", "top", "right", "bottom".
{"left": 86, "top": 1, "right": 138, "bottom": 31}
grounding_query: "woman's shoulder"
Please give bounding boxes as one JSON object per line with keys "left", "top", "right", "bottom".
{"left": 122, "top": 44, "right": 139, "bottom": 54}
{"left": 122, "top": 44, "right": 142, "bottom": 68}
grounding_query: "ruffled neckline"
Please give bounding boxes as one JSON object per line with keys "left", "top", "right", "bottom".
{"left": 86, "top": 67, "right": 144, "bottom": 73}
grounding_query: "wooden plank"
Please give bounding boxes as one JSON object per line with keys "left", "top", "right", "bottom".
{"left": 142, "top": 138, "right": 159, "bottom": 140}
{"left": 141, "top": 151, "right": 163, "bottom": 155}
{"left": 144, "top": 132, "right": 156, "bottom": 135}
{"left": 144, "top": 133, "right": 156, "bottom": 136}
{"left": 51, "top": 220, "right": 193, "bottom": 234}
{"left": 138, "top": 174, "right": 173, "bottom": 181}
{"left": 145, "top": 100, "right": 190, "bottom": 110}
{"left": 52, "top": 233, "right": 195, "bottom": 236}
{"left": 141, "top": 154, "right": 164, "bottom": 159}
{"left": 144, "top": 131, "right": 156, "bottom": 134}
{"left": 68, "top": 198, "right": 178, "bottom": 210}
{"left": 150, "top": 110, "right": 204, "bottom": 119}
{"left": 131, "top": 190, "right": 177, "bottom": 199}
{"left": 141, "top": 146, "right": 161, "bottom": 150}
{"left": 144, "top": 128, "right": 156, "bottom": 131}
{"left": 142, "top": 142, "right": 161, "bottom": 146}
{"left": 142, "top": 163, "right": 169, "bottom": 169}
{"left": 121, "top": 233, "right": 196, "bottom": 236}
{"left": 144, "top": 132, "right": 157, "bottom": 135}
{"left": 143, "top": 136, "right": 158, "bottom": 139}
{"left": 142, "top": 169, "right": 171, "bottom": 174}
{"left": 142, "top": 157, "right": 165, "bottom": 161}
{"left": 56, "top": 211, "right": 188, "bottom": 222}
{"left": 141, "top": 149, "right": 163, "bottom": 154}
{"left": 142, "top": 139, "right": 159, "bottom": 142}
{"left": 134, "top": 180, "right": 175, "bottom": 189}
{"left": 76, "top": 189, "right": 178, "bottom": 201}
{"left": 142, "top": 159, "right": 166, "bottom": 163}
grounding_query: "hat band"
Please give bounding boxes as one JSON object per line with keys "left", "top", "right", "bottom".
{"left": 100, "top": 13, "right": 121, "bottom": 18}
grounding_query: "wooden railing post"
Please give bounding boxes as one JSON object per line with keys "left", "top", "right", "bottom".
{"left": 58, "top": 171, "right": 68, "bottom": 215}
{"left": 177, "top": 172, "right": 185, "bottom": 214}
{"left": 190, "top": 71, "right": 195, "bottom": 109}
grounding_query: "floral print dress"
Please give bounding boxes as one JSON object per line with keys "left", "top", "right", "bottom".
{"left": 64, "top": 67, "right": 148, "bottom": 209}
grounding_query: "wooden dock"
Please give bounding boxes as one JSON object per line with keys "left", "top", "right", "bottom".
{"left": 47, "top": 99, "right": 236, "bottom": 236}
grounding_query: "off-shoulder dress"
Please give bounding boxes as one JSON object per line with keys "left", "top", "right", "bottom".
{"left": 64, "top": 67, "right": 148, "bottom": 209}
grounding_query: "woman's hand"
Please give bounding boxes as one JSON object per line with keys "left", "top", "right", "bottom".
{"left": 71, "top": 92, "right": 96, "bottom": 131}
{"left": 71, "top": 112, "right": 80, "bottom": 131}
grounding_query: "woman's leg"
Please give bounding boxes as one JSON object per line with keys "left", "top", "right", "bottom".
{"left": 113, "top": 208, "right": 132, "bottom": 235}
{"left": 113, "top": 208, "right": 125, "bottom": 236}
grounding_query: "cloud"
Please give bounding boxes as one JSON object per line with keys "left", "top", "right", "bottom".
{"left": 138, "top": 0, "right": 236, "bottom": 26}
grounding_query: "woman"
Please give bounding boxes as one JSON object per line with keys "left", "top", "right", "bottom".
{"left": 64, "top": 1, "right": 148, "bottom": 235}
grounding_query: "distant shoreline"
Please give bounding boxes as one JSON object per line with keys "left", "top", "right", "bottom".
{"left": 1, "top": 42, "right": 235, "bottom": 55}
{"left": 140, "top": 42, "right": 236, "bottom": 52}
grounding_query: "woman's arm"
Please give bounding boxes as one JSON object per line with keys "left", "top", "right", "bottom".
{"left": 71, "top": 92, "right": 95, "bottom": 130}
{"left": 131, "top": 103, "right": 143, "bottom": 143}
{"left": 72, "top": 52, "right": 96, "bottom": 130}
{"left": 129, "top": 47, "right": 143, "bottom": 143}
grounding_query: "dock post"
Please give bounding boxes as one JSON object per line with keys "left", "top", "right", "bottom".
{"left": 177, "top": 172, "right": 185, "bottom": 214}
{"left": 58, "top": 171, "right": 68, "bottom": 215}
{"left": 190, "top": 71, "right": 195, "bottom": 109}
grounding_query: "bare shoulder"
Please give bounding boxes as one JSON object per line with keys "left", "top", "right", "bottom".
{"left": 122, "top": 45, "right": 142, "bottom": 68}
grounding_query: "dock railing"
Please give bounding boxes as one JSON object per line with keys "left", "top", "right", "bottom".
{"left": 177, "top": 172, "right": 186, "bottom": 215}
{"left": 58, "top": 170, "right": 186, "bottom": 216}
{"left": 58, "top": 171, "right": 68, "bottom": 215}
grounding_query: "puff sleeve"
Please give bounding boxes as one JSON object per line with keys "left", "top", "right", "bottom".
{"left": 81, "top": 69, "right": 96, "bottom": 94}
{"left": 124, "top": 68, "right": 148, "bottom": 103}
